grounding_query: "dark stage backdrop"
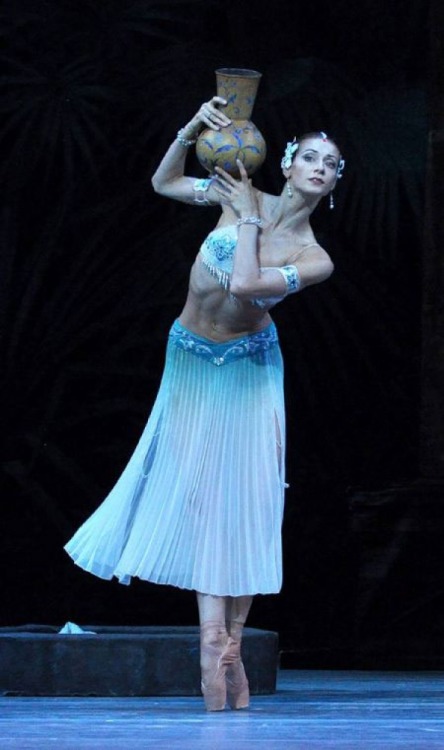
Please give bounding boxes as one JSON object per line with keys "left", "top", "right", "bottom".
{"left": 0, "top": 0, "right": 434, "bottom": 667}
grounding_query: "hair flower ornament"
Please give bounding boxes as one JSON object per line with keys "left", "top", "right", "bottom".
{"left": 336, "top": 158, "right": 345, "bottom": 179}
{"left": 281, "top": 138, "right": 299, "bottom": 169}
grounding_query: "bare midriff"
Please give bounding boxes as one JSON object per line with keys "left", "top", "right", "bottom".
{"left": 178, "top": 256, "right": 272, "bottom": 342}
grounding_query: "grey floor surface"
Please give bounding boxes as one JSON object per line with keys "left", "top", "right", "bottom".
{"left": 1, "top": 670, "right": 443, "bottom": 749}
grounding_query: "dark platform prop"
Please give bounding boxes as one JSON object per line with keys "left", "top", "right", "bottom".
{"left": 0, "top": 625, "right": 278, "bottom": 697}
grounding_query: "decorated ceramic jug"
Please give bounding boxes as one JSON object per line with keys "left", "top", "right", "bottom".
{"left": 196, "top": 68, "right": 266, "bottom": 178}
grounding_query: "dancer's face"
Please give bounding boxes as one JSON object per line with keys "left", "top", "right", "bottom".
{"left": 288, "top": 137, "right": 341, "bottom": 197}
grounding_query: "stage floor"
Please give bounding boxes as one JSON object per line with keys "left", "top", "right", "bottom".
{"left": 1, "top": 670, "right": 443, "bottom": 749}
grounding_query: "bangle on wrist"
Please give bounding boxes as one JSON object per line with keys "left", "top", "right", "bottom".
{"left": 236, "top": 216, "right": 262, "bottom": 227}
{"left": 176, "top": 127, "right": 197, "bottom": 147}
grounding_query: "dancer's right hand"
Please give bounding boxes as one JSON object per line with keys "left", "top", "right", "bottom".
{"left": 185, "top": 96, "right": 232, "bottom": 137}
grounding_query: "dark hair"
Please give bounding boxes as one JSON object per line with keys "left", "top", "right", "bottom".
{"left": 298, "top": 131, "right": 342, "bottom": 154}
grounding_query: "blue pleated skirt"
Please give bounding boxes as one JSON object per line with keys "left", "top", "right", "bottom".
{"left": 64, "top": 320, "right": 287, "bottom": 596}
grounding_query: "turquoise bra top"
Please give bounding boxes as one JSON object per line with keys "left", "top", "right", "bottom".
{"left": 199, "top": 225, "right": 301, "bottom": 308}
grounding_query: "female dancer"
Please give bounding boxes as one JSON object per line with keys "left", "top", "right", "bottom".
{"left": 65, "top": 95, "right": 344, "bottom": 711}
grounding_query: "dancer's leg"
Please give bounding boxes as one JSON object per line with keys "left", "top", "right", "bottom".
{"left": 196, "top": 592, "right": 226, "bottom": 626}
{"left": 225, "top": 595, "right": 253, "bottom": 709}
{"left": 196, "top": 592, "right": 229, "bottom": 711}
{"left": 226, "top": 595, "right": 253, "bottom": 632}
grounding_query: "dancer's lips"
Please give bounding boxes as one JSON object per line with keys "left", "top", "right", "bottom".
{"left": 309, "top": 177, "right": 325, "bottom": 185}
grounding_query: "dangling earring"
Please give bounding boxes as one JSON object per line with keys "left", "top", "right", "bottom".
{"left": 329, "top": 191, "right": 334, "bottom": 210}
{"left": 287, "top": 179, "right": 293, "bottom": 198}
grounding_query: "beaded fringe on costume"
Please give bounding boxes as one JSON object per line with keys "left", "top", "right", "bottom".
{"left": 64, "top": 320, "right": 287, "bottom": 596}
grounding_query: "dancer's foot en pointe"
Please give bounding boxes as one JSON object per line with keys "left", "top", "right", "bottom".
{"left": 225, "top": 620, "right": 250, "bottom": 709}
{"left": 197, "top": 593, "right": 252, "bottom": 711}
{"left": 199, "top": 621, "right": 229, "bottom": 711}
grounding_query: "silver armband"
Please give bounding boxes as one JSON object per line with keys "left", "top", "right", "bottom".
{"left": 193, "top": 178, "right": 213, "bottom": 205}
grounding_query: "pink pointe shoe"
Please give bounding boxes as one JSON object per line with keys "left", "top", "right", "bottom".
{"left": 225, "top": 635, "right": 250, "bottom": 710}
{"left": 199, "top": 621, "right": 229, "bottom": 711}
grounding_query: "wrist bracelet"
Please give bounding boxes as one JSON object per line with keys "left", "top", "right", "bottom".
{"left": 236, "top": 216, "right": 263, "bottom": 227}
{"left": 176, "top": 128, "right": 197, "bottom": 147}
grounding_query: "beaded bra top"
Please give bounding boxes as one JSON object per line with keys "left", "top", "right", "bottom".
{"left": 199, "top": 225, "right": 300, "bottom": 308}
